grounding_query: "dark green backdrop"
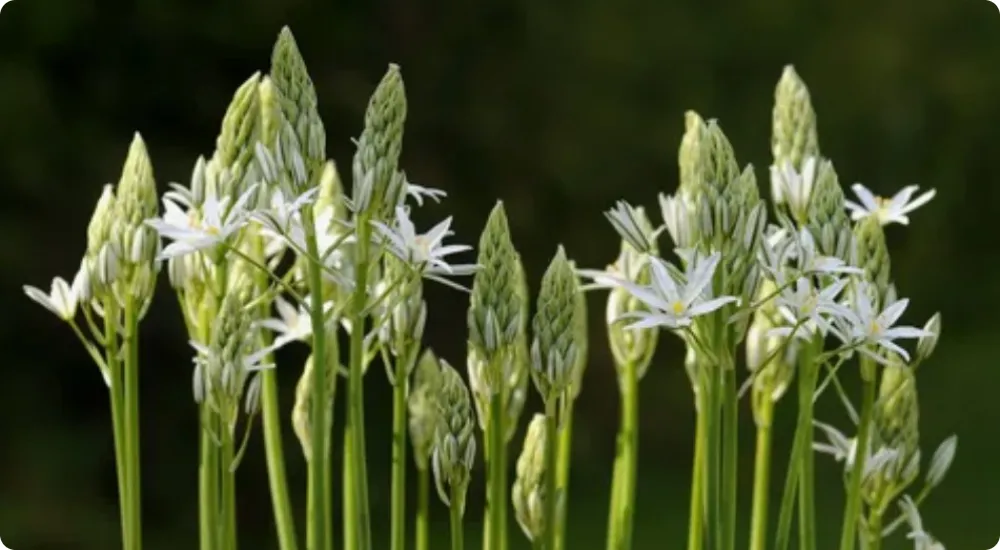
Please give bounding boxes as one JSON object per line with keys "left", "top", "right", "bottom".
{"left": 1, "top": 0, "right": 997, "bottom": 548}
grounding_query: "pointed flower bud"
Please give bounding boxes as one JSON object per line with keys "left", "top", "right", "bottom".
{"left": 378, "top": 254, "right": 426, "bottom": 381}
{"left": 258, "top": 76, "right": 282, "bottom": 149}
{"left": 432, "top": 358, "right": 476, "bottom": 515}
{"left": 915, "top": 312, "right": 941, "bottom": 364}
{"left": 530, "top": 246, "right": 585, "bottom": 403}
{"left": 352, "top": 64, "right": 407, "bottom": 218}
{"left": 409, "top": 349, "right": 442, "bottom": 470}
{"left": 772, "top": 65, "right": 820, "bottom": 173}
{"left": 215, "top": 72, "right": 261, "bottom": 198}
{"left": 805, "top": 158, "right": 855, "bottom": 264}
{"left": 854, "top": 215, "right": 891, "bottom": 303}
{"left": 746, "top": 279, "right": 795, "bottom": 425}
{"left": 512, "top": 414, "right": 549, "bottom": 542}
{"left": 270, "top": 26, "right": 326, "bottom": 167}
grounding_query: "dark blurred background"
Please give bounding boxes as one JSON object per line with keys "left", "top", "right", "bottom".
{"left": 2, "top": 0, "right": 998, "bottom": 548}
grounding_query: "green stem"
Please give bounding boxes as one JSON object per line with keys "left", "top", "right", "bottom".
{"left": 123, "top": 294, "right": 143, "bottom": 550}
{"left": 500, "top": 439, "right": 510, "bottom": 550}
{"left": 797, "top": 347, "right": 820, "bottom": 550}
{"left": 867, "top": 508, "right": 883, "bottom": 550}
{"left": 304, "top": 213, "right": 332, "bottom": 550}
{"left": 554, "top": 406, "right": 574, "bottom": 550}
{"left": 450, "top": 487, "right": 465, "bottom": 550}
{"left": 390, "top": 354, "right": 409, "bottom": 550}
{"left": 705, "top": 366, "right": 721, "bottom": 550}
{"left": 346, "top": 215, "right": 373, "bottom": 550}
{"left": 839, "top": 359, "right": 877, "bottom": 550}
{"left": 342, "top": 428, "right": 357, "bottom": 550}
{"left": 686, "top": 397, "right": 706, "bottom": 550}
{"left": 221, "top": 426, "right": 238, "bottom": 550}
{"left": 104, "top": 300, "right": 129, "bottom": 550}
{"left": 773, "top": 416, "right": 804, "bottom": 550}
{"left": 416, "top": 467, "right": 430, "bottom": 550}
{"left": 606, "top": 437, "right": 625, "bottom": 550}
{"left": 544, "top": 398, "right": 559, "bottom": 550}
{"left": 251, "top": 234, "right": 300, "bottom": 550}
{"left": 749, "top": 399, "right": 774, "bottom": 550}
{"left": 488, "top": 394, "right": 506, "bottom": 550}
{"left": 722, "top": 365, "right": 738, "bottom": 550}
{"left": 200, "top": 408, "right": 220, "bottom": 550}
{"left": 618, "top": 360, "right": 640, "bottom": 550}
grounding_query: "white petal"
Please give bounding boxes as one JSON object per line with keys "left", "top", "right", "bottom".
{"left": 850, "top": 183, "right": 879, "bottom": 211}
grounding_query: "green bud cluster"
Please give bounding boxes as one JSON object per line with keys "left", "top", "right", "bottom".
{"left": 270, "top": 27, "right": 326, "bottom": 170}
{"left": 805, "top": 159, "right": 856, "bottom": 263}
{"left": 512, "top": 414, "right": 549, "bottom": 542}
{"left": 745, "top": 278, "right": 795, "bottom": 426}
{"left": 379, "top": 254, "right": 426, "bottom": 382}
{"left": 605, "top": 209, "right": 660, "bottom": 380}
{"left": 530, "top": 246, "right": 586, "bottom": 404}
{"left": 864, "top": 361, "right": 921, "bottom": 510}
{"left": 214, "top": 72, "right": 262, "bottom": 199}
{"left": 351, "top": 65, "right": 408, "bottom": 219}
{"left": 854, "top": 216, "right": 892, "bottom": 305}
{"left": 771, "top": 65, "right": 820, "bottom": 173}
{"left": 432, "top": 359, "right": 477, "bottom": 515}
{"left": 409, "top": 349, "right": 443, "bottom": 471}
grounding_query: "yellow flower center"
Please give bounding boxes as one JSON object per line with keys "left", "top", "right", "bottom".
{"left": 671, "top": 301, "right": 685, "bottom": 315}
{"left": 869, "top": 320, "right": 882, "bottom": 336}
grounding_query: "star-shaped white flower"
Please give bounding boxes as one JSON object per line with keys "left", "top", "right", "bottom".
{"left": 23, "top": 267, "right": 87, "bottom": 321}
{"left": 255, "top": 295, "right": 333, "bottom": 351}
{"left": 838, "top": 282, "right": 931, "bottom": 364}
{"left": 845, "top": 183, "right": 936, "bottom": 226}
{"left": 581, "top": 251, "right": 739, "bottom": 330}
{"left": 372, "top": 206, "right": 478, "bottom": 290}
{"left": 147, "top": 185, "right": 258, "bottom": 259}
{"left": 770, "top": 156, "right": 818, "bottom": 222}
{"left": 769, "top": 276, "right": 853, "bottom": 340}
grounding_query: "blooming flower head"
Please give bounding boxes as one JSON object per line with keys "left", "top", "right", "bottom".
{"left": 581, "top": 251, "right": 739, "bottom": 330}
{"left": 769, "top": 276, "right": 853, "bottom": 341}
{"left": 845, "top": 183, "right": 935, "bottom": 226}
{"left": 838, "top": 281, "right": 931, "bottom": 364}
{"left": 372, "top": 206, "right": 478, "bottom": 290}
{"left": 23, "top": 267, "right": 88, "bottom": 322}
{"left": 147, "top": 184, "right": 258, "bottom": 259}
{"left": 255, "top": 295, "right": 333, "bottom": 351}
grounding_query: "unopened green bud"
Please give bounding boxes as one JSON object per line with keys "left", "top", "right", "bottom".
{"left": 530, "top": 246, "right": 584, "bottom": 403}
{"left": 379, "top": 255, "right": 426, "bottom": 377}
{"left": 86, "top": 184, "right": 118, "bottom": 259}
{"left": 432, "top": 359, "right": 476, "bottom": 514}
{"left": 679, "top": 111, "right": 711, "bottom": 196}
{"left": 868, "top": 360, "right": 921, "bottom": 505}
{"left": 805, "top": 159, "right": 855, "bottom": 263}
{"left": 854, "top": 216, "right": 891, "bottom": 301}
{"left": 746, "top": 279, "right": 794, "bottom": 425}
{"left": 270, "top": 26, "right": 325, "bottom": 165}
{"left": 706, "top": 120, "right": 741, "bottom": 195}
{"left": 915, "top": 313, "right": 941, "bottom": 364}
{"left": 605, "top": 231, "right": 659, "bottom": 379}
{"left": 512, "top": 414, "right": 549, "bottom": 542}
{"left": 352, "top": 64, "right": 407, "bottom": 218}
{"left": 258, "top": 76, "right": 281, "bottom": 149}
{"left": 116, "top": 133, "right": 158, "bottom": 227}
{"left": 214, "top": 73, "right": 261, "bottom": 199}
{"left": 772, "top": 65, "right": 820, "bottom": 171}
{"left": 409, "top": 349, "right": 442, "bottom": 470}
{"left": 315, "top": 160, "right": 347, "bottom": 223}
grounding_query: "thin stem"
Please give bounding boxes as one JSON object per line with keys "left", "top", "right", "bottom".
{"left": 619, "top": 360, "right": 640, "bottom": 550}
{"left": 342, "top": 428, "right": 357, "bottom": 550}
{"left": 221, "top": 426, "right": 238, "bottom": 550}
{"left": 304, "top": 210, "right": 332, "bottom": 550}
{"left": 606, "top": 439, "right": 625, "bottom": 550}
{"left": 416, "top": 467, "right": 430, "bottom": 550}
{"left": 867, "top": 508, "right": 883, "bottom": 550}
{"left": 721, "top": 365, "right": 738, "bottom": 550}
{"left": 450, "top": 487, "right": 466, "bottom": 550}
{"left": 705, "top": 365, "right": 721, "bottom": 550}
{"left": 773, "top": 416, "right": 804, "bottom": 550}
{"left": 251, "top": 230, "right": 301, "bottom": 550}
{"left": 104, "top": 300, "right": 129, "bottom": 549}
{"left": 123, "top": 294, "right": 143, "bottom": 550}
{"left": 553, "top": 405, "right": 574, "bottom": 550}
{"left": 686, "top": 395, "right": 706, "bottom": 550}
{"left": 839, "top": 359, "right": 877, "bottom": 550}
{"left": 488, "top": 393, "right": 505, "bottom": 550}
{"left": 390, "top": 353, "right": 409, "bottom": 550}
{"left": 346, "top": 214, "right": 373, "bottom": 550}
{"left": 544, "top": 398, "right": 559, "bottom": 550}
{"left": 500, "top": 439, "right": 510, "bottom": 550}
{"left": 200, "top": 408, "right": 220, "bottom": 550}
{"left": 797, "top": 345, "right": 820, "bottom": 550}
{"left": 749, "top": 398, "right": 774, "bottom": 550}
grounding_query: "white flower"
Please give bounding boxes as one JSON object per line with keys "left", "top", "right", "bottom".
{"left": 605, "top": 200, "right": 657, "bottom": 253}
{"left": 658, "top": 192, "right": 698, "bottom": 249}
{"left": 581, "top": 251, "right": 739, "bottom": 330}
{"left": 405, "top": 179, "right": 447, "bottom": 207}
{"left": 899, "top": 496, "right": 945, "bottom": 550}
{"left": 251, "top": 187, "right": 320, "bottom": 236}
{"left": 838, "top": 282, "right": 931, "bottom": 364}
{"left": 770, "top": 156, "right": 817, "bottom": 221}
{"left": 764, "top": 226, "right": 862, "bottom": 279}
{"left": 23, "top": 268, "right": 87, "bottom": 321}
{"left": 769, "top": 276, "right": 853, "bottom": 340}
{"left": 372, "top": 206, "right": 478, "bottom": 290}
{"left": 147, "top": 185, "right": 258, "bottom": 259}
{"left": 255, "top": 295, "right": 333, "bottom": 351}
{"left": 845, "top": 183, "right": 936, "bottom": 226}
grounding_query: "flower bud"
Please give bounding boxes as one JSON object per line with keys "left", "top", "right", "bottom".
{"left": 432, "top": 358, "right": 476, "bottom": 514}
{"left": 512, "top": 414, "right": 549, "bottom": 542}
{"left": 215, "top": 72, "right": 261, "bottom": 197}
{"left": 771, "top": 65, "right": 820, "bottom": 173}
{"left": 270, "top": 26, "right": 326, "bottom": 169}
{"left": 604, "top": 226, "right": 659, "bottom": 380}
{"left": 530, "top": 246, "right": 585, "bottom": 403}
{"left": 915, "top": 312, "right": 941, "bottom": 364}
{"left": 409, "top": 349, "right": 442, "bottom": 470}
{"left": 854, "top": 216, "right": 891, "bottom": 304}
{"left": 746, "top": 279, "right": 795, "bottom": 425}
{"left": 352, "top": 64, "right": 407, "bottom": 219}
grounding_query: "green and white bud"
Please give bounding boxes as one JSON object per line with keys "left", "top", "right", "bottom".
{"left": 270, "top": 26, "right": 326, "bottom": 169}
{"left": 291, "top": 346, "right": 340, "bottom": 460}
{"left": 915, "top": 313, "right": 941, "bottom": 364}
{"left": 409, "top": 349, "right": 442, "bottom": 470}
{"left": 771, "top": 65, "right": 820, "bottom": 173}
{"left": 432, "top": 359, "right": 477, "bottom": 514}
{"left": 85, "top": 184, "right": 121, "bottom": 297}
{"left": 112, "top": 133, "right": 160, "bottom": 309}
{"left": 678, "top": 111, "right": 740, "bottom": 200}
{"left": 379, "top": 255, "right": 426, "bottom": 383}
{"left": 352, "top": 64, "right": 407, "bottom": 218}
{"left": 530, "top": 246, "right": 585, "bottom": 403}
{"left": 866, "top": 360, "right": 921, "bottom": 509}
{"left": 805, "top": 158, "right": 856, "bottom": 263}
{"left": 854, "top": 215, "right": 892, "bottom": 304}
{"left": 512, "top": 414, "right": 549, "bottom": 542}
{"left": 215, "top": 72, "right": 261, "bottom": 198}
{"left": 746, "top": 279, "right": 795, "bottom": 425}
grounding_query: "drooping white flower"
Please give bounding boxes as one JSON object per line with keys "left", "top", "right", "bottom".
{"left": 581, "top": 251, "right": 739, "bottom": 330}
{"left": 147, "top": 184, "right": 258, "bottom": 259}
{"left": 371, "top": 206, "right": 478, "bottom": 290}
{"left": 838, "top": 281, "right": 931, "bottom": 364}
{"left": 845, "top": 183, "right": 936, "bottom": 226}
{"left": 769, "top": 276, "right": 853, "bottom": 340}
{"left": 770, "top": 156, "right": 818, "bottom": 221}
{"left": 23, "top": 268, "right": 87, "bottom": 321}
{"left": 405, "top": 179, "right": 447, "bottom": 207}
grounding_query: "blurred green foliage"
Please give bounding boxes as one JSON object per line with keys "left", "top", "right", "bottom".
{"left": 1, "top": 0, "right": 998, "bottom": 548}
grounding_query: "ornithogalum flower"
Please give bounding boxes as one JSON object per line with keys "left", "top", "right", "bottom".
{"left": 147, "top": 185, "right": 258, "bottom": 259}
{"left": 837, "top": 281, "right": 931, "bottom": 364}
{"left": 372, "top": 206, "right": 478, "bottom": 290}
{"left": 23, "top": 270, "right": 87, "bottom": 322}
{"left": 769, "top": 276, "right": 852, "bottom": 340}
{"left": 770, "top": 156, "right": 817, "bottom": 222}
{"left": 845, "top": 183, "right": 936, "bottom": 226}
